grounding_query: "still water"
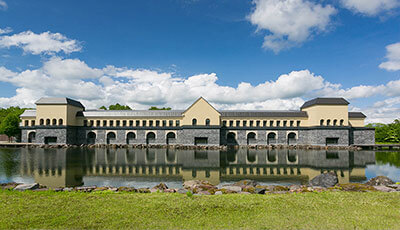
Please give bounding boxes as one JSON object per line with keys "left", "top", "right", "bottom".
{"left": 0, "top": 147, "right": 399, "bottom": 188}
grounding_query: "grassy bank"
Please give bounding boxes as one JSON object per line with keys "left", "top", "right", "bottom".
{"left": 1, "top": 190, "right": 399, "bottom": 229}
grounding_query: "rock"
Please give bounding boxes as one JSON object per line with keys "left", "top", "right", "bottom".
{"left": 1, "top": 182, "right": 18, "bottom": 190}
{"left": 239, "top": 192, "right": 251, "bottom": 194}
{"left": 108, "top": 187, "right": 118, "bottom": 192}
{"left": 63, "top": 187, "right": 73, "bottom": 192}
{"left": 387, "top": 184, "right": 400, "bottom": 190}
{"left": 221, "top": 185, "right": 242, "bottom": 193}
{"left": 75, "top": 186, "right": 96, "bottom": 192}
{"left": 150, "top": 188, "right": 159, "bottom": 193}
{"left": 197, "top": 191, "right": 211, "bottom": 195}
{"left": 339, "top": 183, "right": 376, "bottom": 192}
{"left": 365, "top": 176, "right": 395, "bottom": 186}
{"left": 183, "top": 180, "right": 217, "bottom": 194}
{"left": 94, "top": 187, "right": 109, "bottom": 192}
{"left": 233, "top": 180, "right": 259, "bottom": 188}
{"left": 14, "top": 183, "right": 39, "bottom": 191}
{"left": 53, "top": 188, "right": 64, "bottom": 192}
{"left": 153, "top": 183, "right": 168, "bottom": 191}
{"left": 33, "top": 188, "right": 49, "bottom": 192}
{"left": 137, "top": 188, "right": 150, "bottom": 193}
{"left": 164, "top": 189, "right": 176, "bottom": 193}
{"left": 373, "top": 186, "right": 396, "bottom": 192}
{"left": 117, "top": 187, "right": 136, "bottom": 192}
{"left": 255, "top": 187, "right": 266, "bottom": 194}
{"left": 214, "top": 191, "right": 223, "bottom": 195}
{"left": 309, "top": 172, "right": 338, "bottom": 188}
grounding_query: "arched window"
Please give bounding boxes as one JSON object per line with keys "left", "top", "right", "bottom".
{"left": 247, "top": 132, "right": 256, "bottom": 145}
{"left": 333, "top": 119, "right": 337, "bottom": 126}
{"left": 166, "top": 132, "right": 176, "bottom": 145}
{"left": 126, "top": 132, "right": 136, "bottom": 144}
{"left": 40, "top": 119, "right": 44, "bottom": 125}
{"left": 58, "top": 119, "right": 63, "bottom": 126}
{"left": 28, "top": 132, "right": 36, "bottom": 143}
{"left": 227, "top": 132, "right": 237, "bottom": 145}
{"left": 205, "top": 118, "right": 210, "bottom": 126}
{"left": 146, "top": 132, "right": 156, "bottom": 144}
{"left": 52, "top": 119, "right": 57, "bottom": 125}
{"left": 340, "top": 119, "right": 344, "bottom": 126}
{"left": 106, "top": 132, "right": 116, "bottom": 144}
{"left": 287, "top": 132, "right": 297, "bottom": 145}
{"left": 267, "top": 132, "right": 276, "bottom": 145}
{"left": 46, "top": 119, "right": 50, "bottom": 125}
{"left": 192, "top": 118, "right": 197, "bottom": 126}
{"left": 327, "top": 119, "right": 331, "bottom": 126}
{"left": 87, "top": 132, "right": 96, "bottom": 144}
{"left": 320, "top": 119, "right": 324, "bottom": 126}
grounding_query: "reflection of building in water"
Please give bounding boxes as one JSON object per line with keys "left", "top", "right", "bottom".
{"left": 19, "top": 148, "right": 376, "bottom": 187}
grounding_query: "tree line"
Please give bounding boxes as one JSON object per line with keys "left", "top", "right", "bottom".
{"left": 366, "top": 119, "right": 400, "bottom": 143}
{"left": 0, "top": 107, "right": 26, "bottom": 141}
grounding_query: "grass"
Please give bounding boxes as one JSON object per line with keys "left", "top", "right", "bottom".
{"left": 376, "top": 142, "right": 400, "bottom": 145}
{"left": 1, "top": 190, "right": 400, "bottom": 229}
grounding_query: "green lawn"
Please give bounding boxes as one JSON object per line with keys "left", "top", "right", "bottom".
{"left": 1, "top": 190, "right": 400, "bottom": 229}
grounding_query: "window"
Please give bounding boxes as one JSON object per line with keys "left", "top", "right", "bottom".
{"left": 31, "top": 120, "right": 35, "bottom": 126}
{"left": 249, "top": 121, "right": 254, "bottom": 127}
{"left": 169, "top": 120, "right": 173, "bottom": 126}
{"left": 123, "top": 120, "right": 127, "bottom": 127}
{"left": 136, "top": 120, "right": 140, "bottom": 126}
{"left": 283, "top": 121, "right": 287, "bottom": 127}
{"left": 340, "top": 119, "right": 344, "bottom": 126}
{"left": 89, "top": 120, "right": 93, "bottom": 127}
{"left": 110, "top": 120, "right": 114, "bottom": 127}
{"left": 116, "top": 120, "right": 120, "bottom": 127}
{"left": 222, "top": 121, "right": 227, "bottom": 126}
{"left": 129, "top": 120, "right": 133, "bottom": 126}
{"left": 297, "top": 121, "right": 301, "bottom": 127}
{"left": 83, "top": 120, "right": 88, "bottom": 127}
{"left": 149, "top": 120, "right": 153, "bottom": 127}
{"left": 320, "top": 119, "right": 324, "bottom": 126}
{"left": 46, "top": 119, "right": 50, "bottom": 125}
{"left": 24, "top": 120, "right": 29, "bottom": 126}
{"left": 162, "top": 120, "right": 166, "bottom": 127}
{"left": 59, "top": 119, "right": 63, "bottom": 126}
{"left": 270, "top": 120, "right": 274, "bottom": 127}
{"left": 256, "top": 121, "right": 260, "bottom": 127}
{"left": 327, "top": 119, "right": 331, "bottom": 126}
{"left": 263, "top": 121, "right": 267, "bottom": 127}
{"left": 40, "top": 119, "right": 44, "bottom": 125}
{"left": 243, "top": 121, "right": 247, "bottom": 127}
{"left": 176, "top": 120, "right": 180, "bottom": 126}
{"left": 236, "top": 120, "right": 240, "bottom": 127}
{"left": 229, "top": 120, "right": 233, "bottom": 127}
{"left": 143, "top": 120, "right": 147, "bottom": 126}
{"left": 156, "top": 120, "right": 160, "bottom": 127}
{"left": 290, "top": 121, "right": 294, "bottom": 127}
{"left": 276, "top": 121, "right": 280, "bottom": 127}
{"left": 326, "top": 138, "right": 339, "bottom": 146}
{"left": 192, "top": 118, "right": 197, "bottom": 125}
{"left": 333, "top": 120, "right": 337, "bottom": 126}
{"left": 103, "top": 120, "right": 107, "bottom": 127}
{"left": 205, "top": 119, "right": 210, "bottom": 126}
{"left": 96, "top": 120, "right": 100, "bottom": 126}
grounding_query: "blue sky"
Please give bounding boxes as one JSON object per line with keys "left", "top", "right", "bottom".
{"left": 0, "top": 0, "right": 400, "bottom": 123}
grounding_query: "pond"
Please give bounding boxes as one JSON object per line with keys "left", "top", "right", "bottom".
{"left": 0, "top": 147, "right": 399, "bottom": 188}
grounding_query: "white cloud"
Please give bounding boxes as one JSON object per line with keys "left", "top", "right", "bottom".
{"left": 0, "top": 0, "right": 7, "bottom": 10}
{"left": 0, "top": 31, "right": 81, "bottom": 55}
{"left": 0, "top": 27, "right": 12, "bottom": 35}
{"left": 379, "top": 42, "right": 400, "bottom": 71}
{"left": 340, "top": 0, "right": 400, "bottom": 16}
{"left": 248, "top": 0, "right": 336, "bottom": 53}
{"left": 0, "top": 57, "right": 400, "bottom": 123}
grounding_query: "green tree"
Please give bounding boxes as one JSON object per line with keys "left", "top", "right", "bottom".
{"left": 99, "top": 104, "right": 132, "bottom": 110}
{"left": 149, "top": 106, "right": 171, "bottom": 110}
{"left": 0, "top": 113, "right": 21, "bottom": 141}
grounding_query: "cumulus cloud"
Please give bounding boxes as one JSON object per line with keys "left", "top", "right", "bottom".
{"left": 248, "top": 0, "right": 336, "bottom": 53}
{"left": 0, "top": 31, "right": 82, "bottom": 55}
{"left": 379, "top": 42, "right": 400, "bottom": 71}
{"left": 340, "top": 0, "right": 400, "bottom": 16}
{"left": 0, "top": 0, "right": 7, "bottom": 10}
{"left": 0, "top": 57, "right": 400, "bottom": 123}
{"left": 0, "top": 27, "right": 12, "bottom": 35}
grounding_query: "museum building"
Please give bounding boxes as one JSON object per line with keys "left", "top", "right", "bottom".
{"left": 19, "top": 97, "right": 375, "bottom": 146}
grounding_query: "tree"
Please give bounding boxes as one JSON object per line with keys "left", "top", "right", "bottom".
{"left": 0, "top": 113, "right": 21, "bottom": 141}
{"left": 149, "top": 106, "right": 171, "bottom": 110}
{"left": 99, "top": 104, "right": 132, "bottom": 110}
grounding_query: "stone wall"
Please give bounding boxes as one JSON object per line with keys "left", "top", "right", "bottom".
{"left": 352, "top": 129, "right": 375, "bottom": 145}
{"left": 179, "top": 128, "right": 220, "bottom": 146}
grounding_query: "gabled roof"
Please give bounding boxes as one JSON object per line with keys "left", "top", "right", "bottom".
{"left": 301, "top": 98, "right": 349, "bottom": 109}
{"left": 35, "top": 97, "right": 85, "bottom": 109}
{"left": 220, "top": 110, "right": 308, "bottom": 118}
{"left": 182, "top": 97, "right": 221, "bottom": 115}
{"left": 348, "top": 112, "right": 366, "bottom": 119}
{"left": 20, "top": 110, "right": 36, "bottom": 117}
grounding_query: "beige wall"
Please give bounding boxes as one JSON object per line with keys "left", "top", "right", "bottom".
{"left": 349, "top": 118, "right": 364, "bottom": 127}
{"left": 35, "top": 104, "right": 83, "bottom": 126}
{"left": 301, "top": 105, "right": 349, "bottom": 127}
{"left": 182, "top": 98, "right": 221, "bottom": 126}
{"left": 81, "top": 117, "right": 182, "bottom": 127}
{"left": 221, "top": 117, "right": 307, "bottom": 127}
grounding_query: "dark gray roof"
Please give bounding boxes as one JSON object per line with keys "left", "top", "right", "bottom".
{"left": 20, "top": 110, "right": 36, "bottom": 117}
{"left": 77, "top": 110, "right": 184, "bottom": 118}
{"left": 220, "top": 110, "right": 308, "bottom": 118}
{"left": 301, "top": 98, "right": 349, "bottom": 109}
{"left": 35, "top": 97, "right": 85, "bottom": 108}
{"left": 348, "top": 112, "right": 366, "bottom": 118}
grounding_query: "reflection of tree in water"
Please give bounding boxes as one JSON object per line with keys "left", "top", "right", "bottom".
{"left": 376, "top": 152, "right": 400, "bottom": 167}
{"left": 0, "top": 148, "right": 20, "bottom": 179}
